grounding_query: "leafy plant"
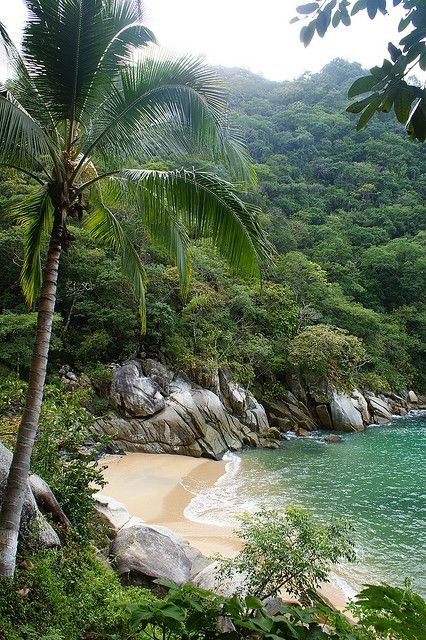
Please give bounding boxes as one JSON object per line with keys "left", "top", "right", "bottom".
{"left": 352, "top": 581, "right": 426, "bottom": 640}
{"left": 216, "top": 507, "right": 356, "bottom": 602}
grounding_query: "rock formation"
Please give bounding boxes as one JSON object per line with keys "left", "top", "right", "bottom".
{"left": 95, "top": 360, "right": 278, "bottom": 459}
{"left": 91, "top": 359, "right": 424, "bottom": 456}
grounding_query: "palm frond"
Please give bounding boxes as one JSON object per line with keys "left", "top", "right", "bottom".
{"left": 0, "top": 90, "right": 60, "bottom": 176}
{"left": 21, "top": 0, "right": 154, "bottom": 128}
{"left": 7, "top": 187, "right": 53, "bottom": 306}
{"left": 77, "top": 53, "right": 250, "bottom": 181}
{"left": 83, "top": 192, "right": 147, "bottom": 331}
{"left": 145, "top": 216, "right": 192, "bottom": 298}
{"left": 0, "top": 20, "right": 61, "bottom": 143}
{"left": 109, "top": 168, "right": 273, "bottom": 279}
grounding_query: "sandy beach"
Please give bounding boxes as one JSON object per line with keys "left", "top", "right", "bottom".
{"left": 101, "top": 452, "right": 238, "bottom": 556}
{"left": 101, "top": 452, "right": 352, "bottom": 611}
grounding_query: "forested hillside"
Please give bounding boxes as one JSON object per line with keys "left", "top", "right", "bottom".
{"left": 0, "top": 59, "right": 424, "bottom": 394}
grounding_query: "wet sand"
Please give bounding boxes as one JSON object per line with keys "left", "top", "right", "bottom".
{"left": 101, "top": 452, "right": 351, "bottom": 611}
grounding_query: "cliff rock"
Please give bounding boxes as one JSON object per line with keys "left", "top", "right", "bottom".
{"left": 95, "top": 360, "right": 277, "bottom": 459}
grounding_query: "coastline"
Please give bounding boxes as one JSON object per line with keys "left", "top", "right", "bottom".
{"left": 101, "top": 451, "right": 352, "bottom": 610}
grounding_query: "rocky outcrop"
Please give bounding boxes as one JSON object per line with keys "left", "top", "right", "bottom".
{"left": 264, "top": 367, "right": 424, "bottom": 435}
{"left": 97, "top": 493, "right": 238, "bottom": 593}
{"left": 111, "top": 521, "right": 209, "bottom": 587}
{"left": 329, "top": 390, "right": 364, "bottom": 432}
{"left": 109, "top": 361, "right": 166, "bottom": 417}
{"left": 0, "top": 442, "right": 60, "bottom": 550}
{"left": 95, "top": 360, "right": 279, "bottom": 459}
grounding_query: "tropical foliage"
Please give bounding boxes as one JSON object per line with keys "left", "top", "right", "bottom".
{"left": 294, "top": 0, "right": 426, "bottom": 141}
{"left": 216, "top": 507, "right": 355, "bottom": 602}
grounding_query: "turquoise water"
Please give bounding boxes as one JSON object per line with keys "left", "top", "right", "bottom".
{"left": 185, "top": 412, "right": 426, "bottom": 596}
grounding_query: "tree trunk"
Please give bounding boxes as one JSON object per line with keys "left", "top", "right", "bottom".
{"left": 0, "top": 210, "right": 64, "bottom": 577}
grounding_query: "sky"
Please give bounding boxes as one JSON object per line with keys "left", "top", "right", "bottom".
{"left": 0, "top": 0, "right": 402, "bottom": 82}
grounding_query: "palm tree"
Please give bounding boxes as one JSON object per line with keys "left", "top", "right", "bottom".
{"left": 0, "top": 0, "right": 270, "bottom": 577}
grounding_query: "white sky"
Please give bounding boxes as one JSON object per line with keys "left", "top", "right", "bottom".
{"left": 0, "top": 0, "right": 402, "bottom": 81}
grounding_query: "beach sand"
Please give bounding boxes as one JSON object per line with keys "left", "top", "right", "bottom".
{"left": 101, "top": 452, "right": 351, "bottom": 611}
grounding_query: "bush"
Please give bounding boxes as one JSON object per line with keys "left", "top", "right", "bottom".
{"left": 288, "top": 324, "right": 366, "bottom": 388}
{"left": 216, "top": 506, "right": 355, "bottom": 602}
{"left": 0, "top": 376, "right": 109, "bottom": 539}
{"left": 352, "top": 581, "right": 426, "bottom": 640}
{"left": 0, "top": 545, "right": 156, "bottom": 640}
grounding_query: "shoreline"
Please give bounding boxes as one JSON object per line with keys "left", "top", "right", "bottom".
{"left": 101, "top": 451, "right": 353, "bottom": 610}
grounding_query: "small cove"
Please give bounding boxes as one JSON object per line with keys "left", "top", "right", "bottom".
{"left": 184, "top": 412, "right": 426, "bottom": 597}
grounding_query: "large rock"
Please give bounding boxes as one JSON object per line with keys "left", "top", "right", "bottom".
{"left": 143, "top": 359, "right": 174, "bottom": 396}
{"left": 351, "top": 389, "right": 370, "bottom": 423}
{"left": 0, "top": 443, "right": 60, "bottom": 550}
{"left": 315, "top": 404, "right": 333, "bottom": 429}
{"left": 408, "top": 390, "right": 419, "bottom": 404}
{"left": 110, "top": 362, "right": 165, "bottom": 417}
{"left": 96, "top": 361, "right": 276, "bottom": 459}
{"left": 264, "top": 398, "right": 316, "bottom": 432}
{"left": 329, "top": 390, "right": 364, "bottom": 432}
{"left": 93, "top": 492, "right": 135, "bottom": 533}
{"left": 97, "top": 384, "right": 264, "bottom": 459}
{"left": 193, "top": 561, "right": 247, "bottom": 596}
{"left": 111, "top": 522, "right": 208, "bottom": 586}
{"left": 366, "top": 395, "right": 392, "bottom": 423}
{"left": 29, "top": 474, "right": 70, "bottom": 528}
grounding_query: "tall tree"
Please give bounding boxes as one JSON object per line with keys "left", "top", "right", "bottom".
{"left": 294, "top": 0, "right": 426, "bottom": 140}
{"left": 0, "top": 0, "right": 270, "bottom": 577}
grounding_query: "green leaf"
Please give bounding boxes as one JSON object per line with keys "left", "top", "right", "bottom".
{"left": 356, "top": 93, "right": 382, "bottom": 129}
{"left": 245, "top": 595, "right": 264, "bottom": 610}
{"left": 84, "top": 192, "right": 148, "bottom": 332}
{"left": 332, "top": 10, "right": 341, "bottom": 26}
{"left": 316, "top": 11, "right": 331, "bottom": 37}
{"left": 351, "top": 0, "right": 367, "bottom": 15}
{"left": 388, "top": 42, "right": 402, "bottom": 62}
{"left": 6, "top": 188, "right": 53, "bottom": 306}
{"left": 296, "top": 3, "right": 320, "bottom": 14}
{"left": 340, "top": 8, "right": 351, "bottom": 25}
{"left": 348, "top": 74, "right": 379, "bottom": 98}
{"left": 408, "top": 101, "right": 426, "bottom": 142}
{"left": 300, "top": 21, "right": 316, "bottom": 47}
{"left": 394, "top": 89, "right": 415, "bottom": 123}
{"left": 159, "top": 605, "right": 186, "bottom": 621}
{"left": 367, "top": 0, "right": 379, "bottom": 19}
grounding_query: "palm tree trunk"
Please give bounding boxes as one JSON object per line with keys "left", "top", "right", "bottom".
{"left": 0, "top": 210, "right": 64, "bottom": 577}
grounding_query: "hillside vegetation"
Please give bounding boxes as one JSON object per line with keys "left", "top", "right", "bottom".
{"left": 0, "top": 59, "right": 424, "bottom": 395}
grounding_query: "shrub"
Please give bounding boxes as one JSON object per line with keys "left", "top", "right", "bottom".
{"left": 0, "top": 376, "right": 109, "bottom": 539}
{"left": 288, "top": 324, "right": 366, "bottom": 388}
{"left": 216, "top": 506, "right": 355, "bottom": 602}
{"left": 0, "top": 545, "right": 156, "bottom": 640}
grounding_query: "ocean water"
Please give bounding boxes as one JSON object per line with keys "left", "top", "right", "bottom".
{"left": 184, "top": 412, "right": 426, "bottom": 597}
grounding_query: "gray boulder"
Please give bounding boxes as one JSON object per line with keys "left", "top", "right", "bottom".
{"left": 193, "top": 560, "right": 247, "bottom": 596}
{"left": 315, "top": 404, "right": 333, "bottom": 429}
{"left": 111, "top": 522, "right": 208, "bottom": 586}
{"left": 329, "top": 390, "right": 364, "bottom": 431}
{"left": 110, "top": 362, "right": 165, "bottom": 417}
{"left": 0, "top": 443, "right": 60, "bottom": 550}
{"left": 367, "top": 395, "right": 392, "bottom": 423}
{"left": 142, "top": 359, "right": 174, "bottom": 396}
{"left": 96, "top": 360, "right": 278, "bottom": 459}
{"left": 324, "top": 434, "right": 344, "bottom": 443}
{"left": 264, "top": 398, "right": 316, "bottom": 432}
{"left": 93, "top": 492, "right": 134, "bottom": 533}
{"left": 408, "top": 390, "right": 419, "bottom": 403}
{"left": 351, "top": 389, "right": 370, "bottom": 423}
